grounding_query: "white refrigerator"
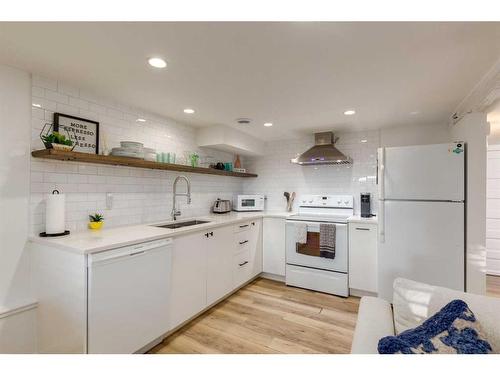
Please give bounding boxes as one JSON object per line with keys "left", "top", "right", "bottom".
{"left": 377, "top": 142, "right": 466, "bottom": 301}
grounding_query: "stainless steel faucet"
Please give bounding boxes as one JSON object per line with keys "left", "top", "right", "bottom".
{"left": 172, "top": 175, "right": 191, "bottom": 221}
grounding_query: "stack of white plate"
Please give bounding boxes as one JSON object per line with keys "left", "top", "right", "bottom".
{"left": 111, "top": 141, "right": 148, "bottom": 159}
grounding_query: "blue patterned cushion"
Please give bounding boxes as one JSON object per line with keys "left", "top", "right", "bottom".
{"left": 378, "top": 299, "right": 493, "bottom": 354}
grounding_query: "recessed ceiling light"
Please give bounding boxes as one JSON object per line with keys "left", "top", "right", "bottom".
{"left": 183, "top": 108, "right": 195, "bottom": 114}
{"left": 360, "top": 139, "right": 368, "bottom": 143}
{"left": 344, "top": 110, "right": 356, "bottom": 116}
{"left": 264, "top": 122, "right": 273, "bottom": 127}
{"left": 136, "top": 118, "right": 146, "bottom": 122}
{"left": 410, "top": 111, "right": 420, "bottom": 115}
{"left": 32, "top": 103, "right": 41, "bottom": 108}
{"left": 148, "top": 57, "right": 167, "bottom": 68}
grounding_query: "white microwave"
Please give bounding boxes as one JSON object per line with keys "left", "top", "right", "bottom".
{"left": 233, "top": 194, "right": 265, "bottom": 212}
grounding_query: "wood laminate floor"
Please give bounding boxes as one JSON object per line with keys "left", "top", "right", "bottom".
{"left": 149, "top": 278, "right": 360, "bottom": 354}
{"left": 487, "top": 275, "right": 500, "bottom": 298}
{"left": 150, "top": 276, "right": 500, "bottom": 354}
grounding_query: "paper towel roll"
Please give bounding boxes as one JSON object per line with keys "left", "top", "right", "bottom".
{"left": 45, "top": 191, "right": 66, "bottom": 234}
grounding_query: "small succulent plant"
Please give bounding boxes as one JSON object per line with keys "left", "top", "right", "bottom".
{"left": 89, "top": 213, "right": 104, "bottom": 222}
{"left": 41, "top": 131, "right": 73, "bottom": 146}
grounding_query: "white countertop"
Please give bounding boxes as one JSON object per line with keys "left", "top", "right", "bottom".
{"left": 29, "top": 211, "right": 295, "bottom": 255}
{"left": 347, "top": 215, "right": 378, "bottom": 224}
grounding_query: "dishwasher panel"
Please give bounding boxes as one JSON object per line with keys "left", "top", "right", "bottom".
{"left": 87, "top": 238, "right": 172, "bottom": 354}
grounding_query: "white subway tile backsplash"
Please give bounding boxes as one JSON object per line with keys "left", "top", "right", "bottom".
{"left": 243, "top": 132, "right": 379, "bottom": 214}
{"left": 33, "top": 75, "right": 57, "bottom": 91}
{"left": 69, "top": 97, "right": 89, "bottom": 110}
{"left": 57, "top": 82, "right": 80, "bottom": 97}
{"left": 32, "top": 86, "right": 45, "bottom": 98}
{"left": 88, "top": 102, "right": 107, "bottom": 114}
{"left": 30, "top": 79, "right": 242, "bottom": 234}
{"left": 30, "top": 78, "right": 379, "bottom": 234}
{"left": 45, "top": 89, "right": 69, "bottom": 104}
{"left": 55, "top": 103, "right": 79, "bottom": 117}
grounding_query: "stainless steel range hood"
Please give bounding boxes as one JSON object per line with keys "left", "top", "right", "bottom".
{"left": 291, "top": 132, "right": 352, "bottom": 165}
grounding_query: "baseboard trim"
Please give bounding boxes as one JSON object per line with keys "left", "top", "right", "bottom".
{"left": 259, "top": 272, "right": 285, "bottom": 282}
{"left": 0, "top": 301, "right": 38, "bottom": 320}
{"left": 349, "top": 288, "right": 377, "bottom": 298}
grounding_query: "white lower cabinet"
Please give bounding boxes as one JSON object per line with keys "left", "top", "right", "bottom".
{"left": 206, "top": 225, "right": 234, "bottom": 306}
{"left": 233, "top": 219, "right": 262, "bottom": 288}
{"left": 348, "top": 222, "right": 378, "bottom": 294}
{"left": 171, "top": 219, "right": 263, "bottom": 330}
{"left": 249, "top": 219, "right": 263, "bottom": 277}
{"left": 32, "top": 218, "right": 265, "bottom": 353}
{"left": 169, "top": 230, "right": 208, "bottom": 329}
{"left": 262, "top": 217, "right": 286, "bottom": 276}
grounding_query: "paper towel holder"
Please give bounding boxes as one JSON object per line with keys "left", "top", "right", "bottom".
{"left": 39, "top": 189, "right": 71, "bottom": 237}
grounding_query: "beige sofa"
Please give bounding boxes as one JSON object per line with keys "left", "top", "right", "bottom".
{"left": 351, "top": 278, "right": 500, "bottom": 354}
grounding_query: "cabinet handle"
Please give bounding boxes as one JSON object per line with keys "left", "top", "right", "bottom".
{"left": 210, "top": 231, "right": 214, "bottom": 237}
{"left": 205, "top": 233, "right": 209, "bottom": 238}
{"left": 252, "top": 222, "right": 255, "bottom": 226}
{"left": 239, "top": 224, "right": 249, "bottom": 228}
{"left": 238, "top": 261, "right": 249, "bottom": 267}
{"left": 239, "top": 240, "right": 249, "bottom": 245}
{"left": 355, "top": 227, "right": 370, "bottom": 231}
{"left": 129, "top": 250, "right": 145, "bottom": 257}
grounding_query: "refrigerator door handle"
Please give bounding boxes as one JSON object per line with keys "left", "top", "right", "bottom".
{"left": 378, "top": 147, "right": 386, "bottom": 243}
{"left": 379, "top": 201, "right": 385, "bottom": 243}
{"left": 378, "top": 147, "right": 385, "bottom": 200}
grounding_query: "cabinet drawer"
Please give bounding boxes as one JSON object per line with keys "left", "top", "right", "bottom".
{"left": 234, "top": 221, "right": 252, "bottom": 233}
{"left": 350, "top": 223, "right": 376, "bottom": 233}
{"left": 235, "top": 231, "right": 251, "bottom": 252}
{"left": 233, "top": 249, "right": 252, "bottom": 287}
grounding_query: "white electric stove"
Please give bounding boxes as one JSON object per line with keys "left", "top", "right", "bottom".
{"left": 285, "top": 195, "right": 353, "bottom": 297}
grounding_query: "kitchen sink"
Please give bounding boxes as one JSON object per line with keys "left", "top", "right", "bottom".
{"left": 154, "top": 220, "right": 211, "bottom": 230}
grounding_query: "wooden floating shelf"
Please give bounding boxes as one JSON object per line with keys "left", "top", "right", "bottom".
{"left": 31, "top": 149, "right": 258, "bottom": 178}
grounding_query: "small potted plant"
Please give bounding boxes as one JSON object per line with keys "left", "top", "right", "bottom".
{"left": 41, "top": 131, "right": 74, "bottom": 151}
{"left": 88, "top": 213, "right": 104, "bottom": 230}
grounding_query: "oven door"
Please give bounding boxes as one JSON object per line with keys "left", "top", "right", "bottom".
{"left": 285, "top": 220, "right": 348, "bottom": 273}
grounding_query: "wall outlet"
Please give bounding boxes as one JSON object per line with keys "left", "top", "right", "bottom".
{"left": 106, "top": 193, "right": 113, "bottom": 210}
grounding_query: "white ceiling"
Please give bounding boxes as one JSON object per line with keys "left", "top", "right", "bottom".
{"left": 0, "top": 22, "right": 499, "bottom": 140}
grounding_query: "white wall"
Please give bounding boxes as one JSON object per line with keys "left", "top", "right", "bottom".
{"left": 486, "top": 100, "right": 500, "bottom": 276}
{"left": 380, "top": 122, "right": 450, "bottom": 147}
{"left": 0, "top": 64, "right": 36, "bottom": 353}
{"left": 486, "top": 144, "right": 500, "bottom": 276}
{"left": 450, "top": 112, "right": 489, "bottom": 295}
{"left": 30, "top": 76, "right": 244, "bottom": 234}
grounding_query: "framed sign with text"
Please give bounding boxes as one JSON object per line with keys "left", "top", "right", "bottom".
{"left": 53, "top": 113, "right": 99, "bottom": 154}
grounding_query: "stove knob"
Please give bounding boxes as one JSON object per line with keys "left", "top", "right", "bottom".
{"left": 301, "top": 200, "right": 306, "bottom": 204}
{"left": 308, "top": 200, "right": 313, "bottom": 203}
{"left": 344, "top": 200, "right": 349, "bottom": 205}
{"left": 337, "top": 200, "right": 342, "bottom": 204}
